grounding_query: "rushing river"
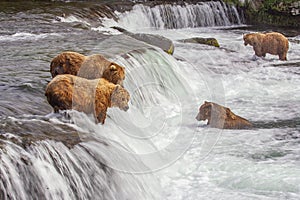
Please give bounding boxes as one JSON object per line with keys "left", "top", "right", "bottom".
{"left": 0, "top": 1, "right": 300, "bottom": 199}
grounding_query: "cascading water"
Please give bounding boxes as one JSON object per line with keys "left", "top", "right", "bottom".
{"left": 71, "top": 35, "right": 207, "bottom": 172}
{"left": 0, "top": 35, "right": 208, "bottom": 199}
{"left": 114, "top": 1, "right": 244, "bottom": 30}
{"left": 0, "top": 115, "right": 161, "bottom": 200}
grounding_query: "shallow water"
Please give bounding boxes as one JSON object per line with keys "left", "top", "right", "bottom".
{"left": 0, "top": 1, "right": 300, "bottom": 200}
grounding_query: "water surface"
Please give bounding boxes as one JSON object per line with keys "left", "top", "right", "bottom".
{"left": 0, "top": 1, "right": 300, "bottom": 200}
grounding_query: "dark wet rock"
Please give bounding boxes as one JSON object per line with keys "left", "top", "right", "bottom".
{"left": 269, "top": 61, "right": 300, "bottom": 68}
{"left": 178, "top": 37, "right": 220, "bottom": 47}
{"left": 275, "top": 130, "right": 300, "bottom": 140}
{"left": 0, "top": 116, "right": 82, "bottom": 149}
{"left": 237, "top": 0, "right": 300, "bottom": 28}
{"left": 252, "top": 117, "right": 300, "bottom": 129}
{"left": 289, "top": 38, "right": 300, "bottom": 44}
{"left": 250, "top": 150, "right": 288, "bottom": 161}
{"left": 111, "top": 26, "right": 174, "bottom": 54}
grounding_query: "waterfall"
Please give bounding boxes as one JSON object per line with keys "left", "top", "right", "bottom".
{"left": 80, "top": 34, "right": 219, "bottom": 172}
{"left": 0, "top": 36, "right": 200, "bottom": 199}
{"left": 0, "top": 116, "right": 161, "bottom": 200}
{"left": 116, "top": 1, "right": 244, "bottom": 29}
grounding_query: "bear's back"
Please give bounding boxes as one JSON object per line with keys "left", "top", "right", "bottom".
{"left": 78, "top": 54, "right": 112, "bottom": 79}
{"left": 263, "top": 32, "right": 289, "bottom": 54}
{"left": 46, "top": 75, "right": 100, "bottom": 112}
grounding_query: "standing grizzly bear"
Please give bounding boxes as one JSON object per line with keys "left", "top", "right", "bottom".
{"left": 195, "top": 101, "right": 252, "bottom": 129}
{"left": 243, "top": 32, "right": 289, "bottom": 61}
{"left": 45, "top": 74, "right": 130, "bottom": 124}
{"left": 50, "top": 51, "right": 126, "bottom": 85}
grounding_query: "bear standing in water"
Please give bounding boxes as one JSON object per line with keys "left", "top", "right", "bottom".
{"left": 243, "top": 32, "right": 289, "bottom": 61}
{"left": 45, "top": 74, "right": 130, "bottom": 124}
{"left": 196, "top": 101, "right": 252, "bottom": 129}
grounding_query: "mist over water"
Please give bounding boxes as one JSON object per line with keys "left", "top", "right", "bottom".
{"left": 0, "top": 1, "right": 300, "bottom": 200}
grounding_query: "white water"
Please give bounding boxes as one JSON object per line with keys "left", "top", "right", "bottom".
{"left": 67, "top": 26, "right": 300, "bottom": 199}
{"left": 100, "top": 1, "right": 244, "bottom": 31}
{"left": 0, "top": 32, "right": 62, "bottom": 42}
{"left": 92, "top": 2, "right": 300, "bottom": 199}
{"left": 0, "top": 116, "right": 161, "bottom": 200}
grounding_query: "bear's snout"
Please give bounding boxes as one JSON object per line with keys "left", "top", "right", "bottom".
{"left": 195, "top": 113, "right": 201, "bottom": 121}
{"left": 54, "top": 69, "right": 59, "bottom": 76}
{"left": 123, "top": 105, "right": 129, "bottom": 111}
{"left": 52, "top": 66, "right": 64, "bottom": 77}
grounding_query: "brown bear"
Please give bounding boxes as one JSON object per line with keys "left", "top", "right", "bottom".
{"left": 50, "top": 51, "right": 126, "bottom": 85}
{"left": 45, "top": 74, "right": 130, "bottom": 124}
{"left": 243, "top": 32, "right": 289, "bottom": 61}
{"left": 195, "top": 101, "right": 252, "bottom": 129}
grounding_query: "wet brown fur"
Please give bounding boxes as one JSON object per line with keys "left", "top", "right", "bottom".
{"left": 50, "top": 52, "right": 125, "bottom": 85}
{"left": 196, "top": 101, "right": 252, "bottom": 129}
{"left": 243, "top": 32, "right": 289, "bottom": 61}
{"left": 45, "top": 74, "right": 130, "bottom": 124}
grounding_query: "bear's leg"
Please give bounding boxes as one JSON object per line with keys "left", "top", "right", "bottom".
{"left": 253, "top": 46, "right": 264, "bottom": 58}
{"left": 255, "top": 52, "right": 263, "bottom": 57}
{"left": 97, "top": 110, "right": 107, "bottom": 124}
{"left": 54, "top": 106, "right": 60, "bottom": 113}
{"left": 279, "top": 52, "right": 287, "bottom": 61}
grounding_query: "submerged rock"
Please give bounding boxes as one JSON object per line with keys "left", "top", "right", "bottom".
{"left": 178, "top": 37, "right": 220, "bottom": 47}
{"left": 111, "top": 26, "right": 174, "bottom": 54}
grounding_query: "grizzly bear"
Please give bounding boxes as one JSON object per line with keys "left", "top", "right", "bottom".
{"left": 243, "top": 32, "right": 289, "bottom": 61}
{"left": 195, "top": 101, "right": 252, "bottom": 129}
{"left": 45, "top": 74, "right": 130, "bottom": 124}
{"left": 50, "top": 51, "right": 126, "bottom": 85}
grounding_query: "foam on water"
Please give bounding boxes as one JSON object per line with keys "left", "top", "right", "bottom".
{"left": 84, "top": 24, "right": 300, "bottom": 199}
{"left": 0, "top": 32, "right": 61, "bottom": 42}
{"left": 53, "top": 15, "right": 91, "bottom": 26}
{"left": 159, "top": 127, "right": 300, "bottom": 199}
{"left": 63, "top": 41, "right": 200, "bottom": 172}
{"left": 0, "top": 115, "right": 161, "bottom": 200}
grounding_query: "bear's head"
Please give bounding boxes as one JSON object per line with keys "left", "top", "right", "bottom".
{"left": 196, "top": 101, "right": 212, "bottom": 121}
{"left": 102, "top": 63, "right": 126, "bottom": 86}
{"left": 243, "top": 33, "right": 254, "bottom": 46}
{"left": 243, "top": 33, "right": 264, "bottom": 47}
{"left": 50, "top": 52, "right": 85, "bottom": 78}
{"left": 196, "top": 101, "right": 237, "bottom": 124}
{"left": 111, "top": 85, "right": 130, "bottom": 111}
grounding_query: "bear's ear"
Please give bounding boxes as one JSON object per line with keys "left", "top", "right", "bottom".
{"left": 204, "top": 101, "right": 212, "bottom": 106}
{"left": 110, "top": 65, "right": 117, "bottom": 71}
{"left": 226, "top": 108, "right": 236, "bottom": 120}
{"left": 112, "top": 85, "right": 121, "bottom": 96}
{"left": 203, "top": 101, "right": 212, "bottom": 108}
{"left": 114, "top": 84, "right": 121, "bottom": 91}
